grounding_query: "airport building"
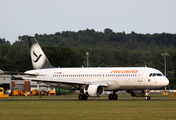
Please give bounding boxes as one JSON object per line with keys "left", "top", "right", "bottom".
{"left": 11, "top": 80, "right": 30, "bottom": 91}
{"left": 0, "top": 75, "right": 11, "bottom": 93}
{"left": 0, "top": 74, "right": 55, "bottom": 93}
{"left": 11, "top": 80, "right": 54, "bottom": 91}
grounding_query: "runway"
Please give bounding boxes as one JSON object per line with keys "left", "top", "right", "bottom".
{"left": 0, "top": 98, "right": 176, "bottom": 101}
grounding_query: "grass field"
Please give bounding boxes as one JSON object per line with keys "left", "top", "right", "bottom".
{"left": 0, "top": 93, "right": 176, "bottom": 120}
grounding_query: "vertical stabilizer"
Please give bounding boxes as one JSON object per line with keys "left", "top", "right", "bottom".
{"left": 28, "top": 37, "right": 54, "bottom": 69}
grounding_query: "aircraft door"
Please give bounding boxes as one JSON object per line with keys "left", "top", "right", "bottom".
{"left": 45, "top": 70, "right": 51, "bottom": 77}
{"left": 137, "top": 70, "right": 145, "bottom": 82}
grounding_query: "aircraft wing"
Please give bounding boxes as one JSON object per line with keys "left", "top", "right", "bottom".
{"left": 21, "top": 76, "right": 109, "bottom": 86}
{"left": 1, "top": 69, "right": 109, "bottom": 87}
{"left": 0, "top": 70, "right": 38, "bottom": 76}
{"left": 22, "top": 76, "right": 86, "bottom": 85}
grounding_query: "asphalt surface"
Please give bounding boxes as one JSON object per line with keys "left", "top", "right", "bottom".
{"left": 0, "top": 98, "right": 176, "bottom": 101}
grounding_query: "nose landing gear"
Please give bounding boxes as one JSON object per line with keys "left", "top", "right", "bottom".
{"left": 144, "top": 89, "right": 151, "bottom": 100}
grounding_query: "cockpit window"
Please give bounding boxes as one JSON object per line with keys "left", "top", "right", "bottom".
{"left": 149, "top": 73, "right": 152, "bottom": 77}
{"left": 153, "top": 73, "right": 156, "bottom": 76}
{"left": 149, "top": 73, "right": 163, "bottom": 77}
{"left": 156, "top": 73, "right": 162, "bottom": 76}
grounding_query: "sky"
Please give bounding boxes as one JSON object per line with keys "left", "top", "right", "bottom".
{"left": 0, "top": 0, "right": 176, "bottom": 44}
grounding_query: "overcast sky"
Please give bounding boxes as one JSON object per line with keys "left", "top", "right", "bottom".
{"left": 1, "top": 0, "right": 176, "bottom": 44}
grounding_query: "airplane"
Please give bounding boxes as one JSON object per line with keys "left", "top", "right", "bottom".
{"left": 12, "top": 37, "right": 170, "bottom": 100}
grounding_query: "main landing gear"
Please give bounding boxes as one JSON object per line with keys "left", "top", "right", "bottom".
{"left": 108, "top": 94, "right": 118, "bottom": 100}
{"left": 108, "top": 91, "right": 118, "bottom": 100}
{"left": 78, "top": 94, "right": 88, "bottom": 100}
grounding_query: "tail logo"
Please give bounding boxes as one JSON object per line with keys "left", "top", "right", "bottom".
{"left": 33, "top": 51, "right": 42, "bottom": 63}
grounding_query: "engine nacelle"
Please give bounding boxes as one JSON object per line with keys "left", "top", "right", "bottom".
{"left": 84, "top": 85, "right": 104, "bottom": 97}
{"left": 126, "top": 90, "right": 145, "bottom": 97}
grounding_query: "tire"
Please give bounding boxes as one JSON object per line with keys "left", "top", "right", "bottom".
{"left": 78, "top": 94, "right": 88, "bottom": 100}
{"left": 84, "top": 96, "right": 88, "bottom": 100}
{"left": 78, "top": 94, "right": 83, "bottom": 100}
{"left": 108, "top": 94, "right": 113, "bottom": 100}
{"left": 145, "top": 96, "right": 151, "bottom": 100}
{"left": 113, "top": 94, "right": 118, "bottom": 100}
{"left": 147, "top": 96, "right": 151, "bottom": 100}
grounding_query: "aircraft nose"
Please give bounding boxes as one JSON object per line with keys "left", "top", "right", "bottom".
{"left": 163, "top": 77, "right": 169, "bottom": 86}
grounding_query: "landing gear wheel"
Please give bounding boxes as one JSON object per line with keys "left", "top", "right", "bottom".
{"left": 84, "top": 96, "right": 88, "bottom": 100}
{"left": 78, "top": 94, "right": 83, "bottom": 100}
{"left": 113, "top": 94, "right": 118, "bottom": 100}
{"left": 145, "top": 96, "right": 151, "bottom": 100}
{"left": 144, "top": 89, "right": 151, "bottom": 100}
{"left": 108, "top": 94, "right": 113, "bottom": 100}
{"left": 108, "top": 94, "right": 118, "bottom": 100}
{"left": 78, "top": 94, "right": 88, "bottom": 100}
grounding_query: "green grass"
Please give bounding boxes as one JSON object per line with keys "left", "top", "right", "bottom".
{"left": 0, "top": 93, "right": 176, "bottom": 120}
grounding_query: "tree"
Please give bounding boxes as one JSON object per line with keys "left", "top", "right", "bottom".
{"left": 43, "top": 47, "right": 83, "bottom": 67}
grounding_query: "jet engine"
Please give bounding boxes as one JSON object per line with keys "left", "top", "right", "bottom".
{"left": 126, "top": 90, "right": 145, "bottom": 97}
{"left": 84, "top": 85, "right": 104, "bottom": 97}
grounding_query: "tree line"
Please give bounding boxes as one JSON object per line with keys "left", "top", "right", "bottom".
{"left": 0, "top": 28, "right": 176, "bottom": 79}
{"left": 14, "top": 28, "right": 176, "bottom": 51}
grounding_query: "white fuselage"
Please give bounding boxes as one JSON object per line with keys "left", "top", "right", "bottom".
{"left": 25, "top": 67, "right": 169, "bottom": 91}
